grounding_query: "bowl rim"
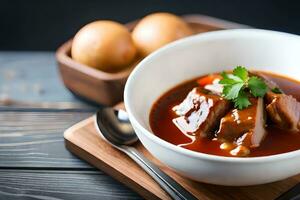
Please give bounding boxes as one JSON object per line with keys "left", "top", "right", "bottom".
{"left": 124, "top": 28, "right": 300, "bottom": 163}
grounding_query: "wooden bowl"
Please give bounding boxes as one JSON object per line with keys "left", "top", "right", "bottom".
{"left": 56, "top": 14, "right": 248, "bottom": 106}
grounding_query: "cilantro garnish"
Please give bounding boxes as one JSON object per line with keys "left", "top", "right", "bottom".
{"left": 271, "top": 87, "right": 283, "bottom": 94}
{"left": 220, "top": 66, "right": 268, "bottom": 109}
{"left": 233, "top": 90, "right": 251, "bottom": 110}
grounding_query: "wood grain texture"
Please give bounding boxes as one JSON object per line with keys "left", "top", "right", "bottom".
{"left": 0, "top": 169, "right": 142, "bottom": 200}
{"left": 0, "top": 108, "right": 142, "bottom": 199}
{"left": 0, "top": 110, "right": 93, "bottom": 168}
{"left": 0, "top": 51, "right": 143, "bottom": 199}
{"left": 0, "top": 52, "right": 85, "bottom": 103}
{"left": 65, "top": 116, "right": 300, "bottom": 200}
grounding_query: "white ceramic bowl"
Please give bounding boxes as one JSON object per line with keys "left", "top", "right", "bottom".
{"left": 124, "top": 29, "right": 300, "bottom": 186}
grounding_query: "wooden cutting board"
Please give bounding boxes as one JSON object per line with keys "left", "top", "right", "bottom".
{"left": 64, "top": 115, "right": 300, "bottom": 200}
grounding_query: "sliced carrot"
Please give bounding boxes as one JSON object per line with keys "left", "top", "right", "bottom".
{"left": 196, "top": 74, "right": 222, "bottom": 86}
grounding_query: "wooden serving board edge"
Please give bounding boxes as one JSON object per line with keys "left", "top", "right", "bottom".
{"left": 64, "top": 116, "right": 160, "bottom": 200}
{"left": 64, "top": 115, "right": 300, "bottom": 200}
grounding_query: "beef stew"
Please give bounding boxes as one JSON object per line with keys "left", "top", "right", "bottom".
{"left": 150, "top": 67, "right": 300, "bottom": 157}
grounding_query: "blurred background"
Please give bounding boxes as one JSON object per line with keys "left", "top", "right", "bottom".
{"left": 1, "top": 0, "right": 300, "bottom": 51}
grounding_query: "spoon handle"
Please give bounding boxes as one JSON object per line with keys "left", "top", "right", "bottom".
{"left": 123, "top": 146, "right": 198, "bottom": 200}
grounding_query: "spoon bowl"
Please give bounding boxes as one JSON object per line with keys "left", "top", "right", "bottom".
{"left": 95, "top": 107, "right": 197, "bottom": 200}
{"left": 96, "top": 108, "right": 137, "bottom": 146}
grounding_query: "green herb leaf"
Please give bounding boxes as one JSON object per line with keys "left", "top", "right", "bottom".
{"left": 220, "top": 66, "right": 268, "bottom": 109}
{"left": 223, "top": 83, "right": 244, "bottom": 100}
{"left": 233, "top": 90, "right": 251, "bottom": 110}
{"left": 248, "top": 76, "right": 268, "bottom": 97}
{"left": 220, "top": 72, "right": 240, "bottom": 85}
{"left": 233, "top": 66, "right": 248, "bottom": 81}
{"left": 271, "top": 87, "right": 283, "bottom": 94}
{"left": 219, "top": 78, "right": 236, "bottom": 85}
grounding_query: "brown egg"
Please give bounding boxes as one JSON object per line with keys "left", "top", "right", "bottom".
{"left": 71, "top": 20, "right": 136, "bottom": 73}
{"left": 132, "top": 13, "right": 194, "bottom": 57}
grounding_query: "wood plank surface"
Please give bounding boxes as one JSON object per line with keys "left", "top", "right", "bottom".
{"left": 0, "top": 52, "right": 80, "bottom": 102}
{"left": 0, "top": 110, "right": 93, "bottom": 168}
{"left": 0, "top": 109, "right": 143, "bottom": 200}
{"left": 65, "top": 116, "right": 300, "bottom": 200}
{"left": 0, "top": 170, "right": 142, "bottom": 200}
{"left": 0, "top": 52, "right": 142, "bottom": 199}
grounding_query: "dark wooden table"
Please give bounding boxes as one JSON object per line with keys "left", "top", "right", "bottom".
{"left": 0, "top": 52, "right": 142, "bottom": 199}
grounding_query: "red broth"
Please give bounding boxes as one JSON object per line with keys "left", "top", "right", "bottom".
{"left": 149, "top": 72, "right": 300, "bottom": 157}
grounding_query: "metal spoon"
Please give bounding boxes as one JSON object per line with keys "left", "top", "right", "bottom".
{"left": 95, "top": 107, "right": 197, "bottom": 200}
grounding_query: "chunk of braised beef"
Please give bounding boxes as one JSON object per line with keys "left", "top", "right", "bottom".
{"left": 266, "top": 94, "right": 300, "bottom": 132}
{"left": 172, "top": 87, "right": 231, "bottom": 138}
{"left": 217, "top": 98, "right": 266, "bottom": 148}
{"left": 252, "top": 71, "right": 300, "bottom": 132}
